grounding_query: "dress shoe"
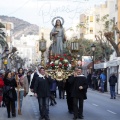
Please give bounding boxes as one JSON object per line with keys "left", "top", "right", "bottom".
{"left": 39, "top": 116, "right": 44, "bottom": 120}
{"left": 73, "top": 117, "right": 77, "bottom": 120}
{"left": 12, "top": 113, "right": 16, "bottom": 117}
{"left": 45, "top": 117, "right": 50, "bottom": 120}
{"left": 54, "top": 101, "right": 57, "bottom": 104}
{"left": 50, "top": 103, "right": 54, "bottom": 106}
{"left": 78, "top": 116, "right": 84, "bottom": 119}
{"left": 12, "top": 115, "right": 16, "bottom": 117}
{"left": 69, "top": 111, "right": 73, "bottom": 114}
{"left": 114, "top": 97, "right": 116, "bottom": 99}
{"left": 45, "top": 118, "right": 50, "bottom": 120}
{"left": 8, "top": 115, "right": 10, "bottom": 118}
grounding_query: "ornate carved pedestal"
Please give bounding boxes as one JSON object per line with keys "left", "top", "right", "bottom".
{"left": 47, "top": 68, "right": 73, "bottom": 81}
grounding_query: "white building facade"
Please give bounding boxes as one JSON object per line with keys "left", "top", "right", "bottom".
{"left": 13, "top": 34, "right": 40, "bottom": 69}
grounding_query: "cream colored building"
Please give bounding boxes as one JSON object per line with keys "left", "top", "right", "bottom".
{"left": 79, "top": 0, "right": 117, "bottom": 41}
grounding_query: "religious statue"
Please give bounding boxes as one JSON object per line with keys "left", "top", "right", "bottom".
{"left": 50, "top": 16, "right": 66, "bottom": 55}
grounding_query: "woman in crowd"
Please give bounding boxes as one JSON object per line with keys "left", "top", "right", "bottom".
{"left": 16, "top": 68, "right": 29, "bottom": 115}
{"left": 0, "top": 74, "right": 4, "bottom": 107}
{"left": 3, "top": 71, "right": 17, "bottom": 118}
{"left": 0, "top": 70, "right": 6, "bottom": 107}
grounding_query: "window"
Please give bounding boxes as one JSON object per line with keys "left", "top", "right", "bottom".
{"left": 115, "top": 4, "right": 118, "bottom": 10}
{"left": 87, "top": 16, "right": 89, "bottom": 20}
{"left": 90, "top": 27, "right": 93, "bottom": 34}
{"left": 86, "top": 27, "right": 89, "bottom": 34}
{"left": 90, "top": 16, "right": 93, "bottom": 22}
{"left": 86, "top": 16, "right": 89, "bottom": 22}
{"left": 80, "top": 33, "right": 84, "bottom": 38}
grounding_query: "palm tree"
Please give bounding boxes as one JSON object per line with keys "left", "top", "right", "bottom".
{"left": 0, "top": 22, "right": 8, "bottom": 48}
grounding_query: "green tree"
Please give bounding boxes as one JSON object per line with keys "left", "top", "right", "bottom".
{"left": 64, "top": 38, "right": 112, "bottom": 62}
{"left": 0, "top": 22, "right": 7, "bottom": 47}
{"left": 77, "top": 38, "right": 112, "bottom": 61}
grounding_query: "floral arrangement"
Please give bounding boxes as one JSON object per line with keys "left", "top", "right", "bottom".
{"left": 48, "top": 54, "right": 72, "bottom": 70}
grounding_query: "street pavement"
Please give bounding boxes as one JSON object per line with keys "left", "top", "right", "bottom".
{"left": 0, "top": 89, "right": 120, "bottom": 120}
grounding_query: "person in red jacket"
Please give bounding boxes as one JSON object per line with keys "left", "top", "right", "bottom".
{"left": 0, "top": 70, "right": 5, "bottom": 107}
{"left": 0, "top": 77, "right": 4, "bottom": 107}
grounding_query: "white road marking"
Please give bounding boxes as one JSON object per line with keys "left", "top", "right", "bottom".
{"left": 107, "top": 110, "right": 117, "bottom": 114}
{"left": 92, "top": 103, "right": 98, "bottom": 106}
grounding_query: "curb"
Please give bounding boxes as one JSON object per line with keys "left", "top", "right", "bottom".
{"left": 88, "top": 88, "right": 120, "bottom": 98}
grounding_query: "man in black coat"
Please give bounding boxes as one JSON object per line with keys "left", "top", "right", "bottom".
{"left": 70, "top": 67, "right": 87, "bottom": 120}
{"left": 65, "top": 75, "right": 74, "bottom": 114}
{"left": 109, "top": 73, "right": 117, "bottom": 99}
{"left": 34, "top": 67, "right": 52, "bottom": 120}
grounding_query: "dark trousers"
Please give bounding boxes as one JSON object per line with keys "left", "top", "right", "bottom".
{"left": 73, "top": 97, "right": 84, "bottom": 118}
{"left": 38, "top": 97, "right": 49, "bottom": 118}
{"left": 53, "top": 91, "right": 57, "bottom": 98}
{"left": 93, "top": 80, "right": 98, "bottom": 90}
{"left": 66, "top": 92, "right": 73, "bottom": 112}
{"left": 50, "top": 91, "right": 56, "bottom": 104}
{"left": 110, "top": 86, "right": 116, "bottom": 98}
{"left": 6, "top": 99, "right": 15, "bottom": 117}
{"left": 58, "top": 87, "right": 65, "bottom": 99}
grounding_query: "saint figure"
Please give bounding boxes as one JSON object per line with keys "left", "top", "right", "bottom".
{"left": 50, "top": 19, "right": 66, "bottom": 55}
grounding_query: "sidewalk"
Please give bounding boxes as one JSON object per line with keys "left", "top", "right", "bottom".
{"left": 88, "top": 88, "right": 120, "bottom": 99}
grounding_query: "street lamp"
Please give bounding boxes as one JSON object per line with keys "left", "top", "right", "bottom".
{"left": 39, "top": 31, "right": 46, "bottom": 67}
{"left": 91, "top": 44, "right": 96, "bottom": 72}
{"left": 3, "top": 47, "right": 9, "bottom": 71}
{"left": 71, "top": 39, "right": 79, "bottom": 52}
{"left": 77, "top": 54, "right": 80, "bottom": 60}
{"left": 71, "top": 38, "right": 79, "bottom": 67}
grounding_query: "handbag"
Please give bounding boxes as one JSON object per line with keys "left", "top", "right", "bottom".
{"left": 3, "top": 86, "right": 13, "bottom": 99}
{"left": 3, "top": 86, "right": 10, "bottom": 94}
{"left": 8, "top": 90, "right": 13, "bottom": 99}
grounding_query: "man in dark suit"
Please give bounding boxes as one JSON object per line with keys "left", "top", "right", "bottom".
{"left": 70, "top": 67, "right": 87, "bottom": 120}
{"left": 34, "top": 67, "right": 52, "bottom": 120}
{"left": 65, "top": 75, "right": 74, "bottom": 114}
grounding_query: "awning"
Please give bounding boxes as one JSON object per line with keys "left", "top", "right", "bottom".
{"left": 94, "top": 57, "right": 120, "bottom": 69}
{"left": 94, "top": 62, "right": 107, "bottom": 69}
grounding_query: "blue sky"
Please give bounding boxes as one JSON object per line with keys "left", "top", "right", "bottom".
{"left": 0, "top": 0, "right": 106, "bottom": 29}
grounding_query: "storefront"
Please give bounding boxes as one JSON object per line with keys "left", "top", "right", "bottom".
{"left": 94, "top": 57, "right": 120, "bottom": 94}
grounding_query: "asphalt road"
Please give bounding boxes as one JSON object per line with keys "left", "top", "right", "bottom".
{"left": 0, "top": 89, "right": 120, "bottom": 120}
